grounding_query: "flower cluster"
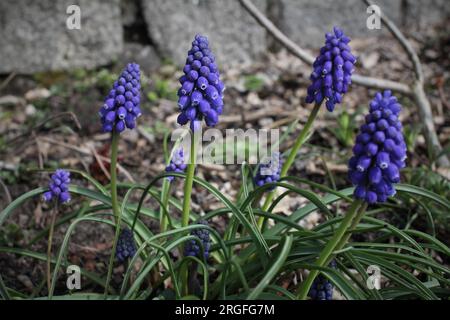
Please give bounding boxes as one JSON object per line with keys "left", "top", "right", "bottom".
{"left": 165, "top": 148, "right": 187, "bottom": 181}
{"left": 254, "top": 152, "right": 282, "bottom": 190}
{"left": 306, "top": 27, "right": 356, "bottom": 112}
{"left": 184, "top": 220, "right": 211, "bottom": 259}
{"left": 43, "top": 169, "right": 71, "bottom": 204}
{"left": 308, "top": 261, "right": 337, "bottom": 300}
{"left": 116, "top": 228, "right": 137, "bottom": 262}
{"left": 348, "top": 90, "right": 406, "bottom": 204}
{"left": 99, "top": 63, "right": 141, "bottom": 133}
{"left": 177, "top": 34, "right": 225, "bottom": 131}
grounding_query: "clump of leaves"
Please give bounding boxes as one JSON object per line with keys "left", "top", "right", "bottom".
{"left": 329, "top": 110, "right": 358, "bottom": 147}
{"left": 244, "top": 75, "right": 264, "bottom": 92}
{"left": 147, "top": 78, "right": 177, "bottom": 103}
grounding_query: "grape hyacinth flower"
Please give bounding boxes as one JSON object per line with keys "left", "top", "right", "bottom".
{"left": 165, "top": 148, "right": 187, "bottom": 181}
{"left": 305, "top": 27, "right": 356, "bottom": 112}
{"left": 348, "top": 90, "right": 407, "bottom": 204}
{"left": 43, "top": 169, "right": 71, "bottom": 204}
{"left": 177, "top": 34, "right": 225, "bottom": 131}
{"left": 184, "top": 220, "right": 211, "bottom": 259}
{"left": 116, "top": 228, "right": 137, "bottom": 262}
{"left": 99, "top": 63, "right": 141, "bottom": 133}
{"left": 254, "top": 152, "right": 283, "bottom": 191}
{"left": 308, "top": 261, "right": 336, "bottom": 300}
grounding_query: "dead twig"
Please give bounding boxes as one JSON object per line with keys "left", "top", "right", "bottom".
{"left": 6, "top": 112, "right": 82, "bottom": 145}
{"left": 0, "top": 177, "right": 12, "bottom": 204}
{"left": 37, "top": 136, "right": 135, "bottom": 182}
{"left": 88, "top": 144, "right": 111, "bottom": 181}
{"left": 0, "top": 72, "right": 17, "bottom": 92}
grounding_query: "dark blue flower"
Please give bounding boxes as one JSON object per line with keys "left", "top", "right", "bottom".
{"left": 306, "top": 27, "right": 356, "bottom": 112}
{"left": 99, "top": 63, "right": 141, "bottom": 133}
{"left": 177, "top": 34, "right": 224, "bottom": 131}
{"left": 43, "top": 169, "right": 71, "bottom": 204}
{"left": 184, "top": 220, "right": 211, "bottom": 259}
{"left": 116, "top": 228, "right": 137, "bottom": 262}
{"left": 254, "top": 152, "right": 282, "bottom": 191}
{"left": 348, "top": 90, "right": 406, "bottom": 204}
{"left": 308, "top": 260, "right": 336, "bottom": 300}
{"left": 165, "top": 148, "right": 187, "bottom": 181}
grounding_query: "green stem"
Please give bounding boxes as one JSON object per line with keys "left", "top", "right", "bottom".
{"left": 104, "top": 131, "right": 121, "bottom": 297}
{"left": 297, "top": 199, "right": 363, "bottom": 300}
{"left": 181, "top": 130, "right": 197, "bottom": 296}
{"left": 260, "top": 103, "right": 322, "bottom": 220}
{"left": 281, "top": 102, "right": 321, "bottom": 178}
{"left": 47, "top": 203, "right": 58, "bottom": 295}
{"left": 160, "top": 181, "right": 171, "bottom": 232}
{"left": 181, "top": 131, "right": 197, "bottom": 227}
{"left": 333, "top": 202, "right": 368, "bottom": 256}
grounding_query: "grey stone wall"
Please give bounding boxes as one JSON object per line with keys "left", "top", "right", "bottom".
{"left": 0, "top": 0, "right": 448, "bottom": 74}
{"left": 140, "top": 0, "right": 268, "bottom": 66}
{"left": 0, "top": 0, "right": 123, "bottom": 74}
{"left": 276, "top": 0, "right": 450, "bottom": 48}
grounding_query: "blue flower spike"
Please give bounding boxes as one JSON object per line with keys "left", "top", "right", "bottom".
{"left": 348, "top": 90, "right": 407, "bottom": 204}
{"left": 308, "top": 260, "right": 337, "bottom": 300}
{"left": 254, "top": 152, "right": 283, "bottom": 191}
{"left": 306, "top": 27, "right": 356, "bottom": 112}
{"left": 165, "top": 148, "right": 187, "bottom": 181}
{"left": 177, "top": 34, "right": 224, "bottom": 131}
{"left": 116, "top": 228, "right": 137, "bottom": 262}
{"left": 184, "top": 220, "right": 211, "bottom": 259}
{"left": 42, "top": 169, "right": 71, "bottom": 204}
{"left": 99, "top": 63, "right": 141, "bottom": 133}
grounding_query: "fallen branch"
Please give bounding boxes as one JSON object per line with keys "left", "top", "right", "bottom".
{"left": 239, "top": 0, "right": 449, "bottom": 167}
{"left": 37, "top": 136, "right": 135, "bottom": 183}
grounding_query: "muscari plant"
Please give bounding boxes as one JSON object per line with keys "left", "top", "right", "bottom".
{"left": 0, "top": 30, "right": 449, "bottom": 301}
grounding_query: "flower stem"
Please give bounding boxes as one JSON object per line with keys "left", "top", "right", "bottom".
{"left": 333, "top": 202, "right": 368, "bottom": 257}
{"left": 181, "top": 131, "right": 197, "bottom": 227}
{"left": 181, "top": 130, "right": 197, "bottom": 296}
{"left": 47, "top": 203, "right": 58, "bottom": 295}
{"left": 160, "top": 181, "right": 171, "bottom": 232}
{"left": 104, "top": 131, "right": 121, "bottom": 297}
{"left": 297, "top": 199, "right": 363, "bottom": 300}
{"left": 260, "top": 103, "right": 322, "bottom": 218}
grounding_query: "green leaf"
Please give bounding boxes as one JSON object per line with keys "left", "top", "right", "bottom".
{"left": 396, "top": 184, "right": 450, "bottom": 209}
{"left": 246, "top": 235, "right": 293, "bottom": 300}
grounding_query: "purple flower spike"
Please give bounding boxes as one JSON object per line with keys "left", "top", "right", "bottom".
{"left": 116, "top": 228, "right": 137, "bottom": 262}
{"left": 348, "top": 91, "right": 406, "bottom": 204}
{"left": 43, "top": 169, "right": 71, "bottom": 204}
{"left": 254, "top": 152, "right": 283, "bottom": 191}
{"left": 99, "top": 63, "right": 141, "bottom": 133}
{"left": 165, "top": 148, "right": 187, "bottom": 181}
{"left": 184, "top": 220, "right": 211, "bottom": 259}
{"left": 177, "top": 35, "right": 224, "bottom": 130}
{"left": 306, "top": 27, "right": 356, "bottom": 112}
{"left": 309, "top": 260, "right": 337, "bottom": 300}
